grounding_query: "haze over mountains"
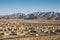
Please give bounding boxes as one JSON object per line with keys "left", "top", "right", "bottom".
{"left": 0, "top": 12, "right": 60, "bottom": 20}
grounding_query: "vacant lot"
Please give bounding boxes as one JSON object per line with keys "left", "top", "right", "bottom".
{"left": 1, "top": 35, "right": 60, "bottom": 40}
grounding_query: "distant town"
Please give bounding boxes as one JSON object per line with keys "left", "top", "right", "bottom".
{"left": 0, "top": 19, "right": 60, "bottom": 40}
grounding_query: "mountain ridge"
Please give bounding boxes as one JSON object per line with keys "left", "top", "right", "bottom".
{"left": 0, "top": 12, "right": 60, "bottom": 20}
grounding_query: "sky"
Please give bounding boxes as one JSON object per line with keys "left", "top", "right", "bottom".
{"left": 0, "top": 0, "right": 60, "bottom": 15}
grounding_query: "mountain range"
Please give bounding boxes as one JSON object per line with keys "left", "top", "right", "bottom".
{"left": 0, "top": 12, "right": 60, "bottom": 20}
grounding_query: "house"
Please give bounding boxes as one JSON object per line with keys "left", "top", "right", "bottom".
{"left": 55, "top": 29, "right": 60, "bottom": 35}
{"left": 0, "top": 32, "right": 4, "bottom": 35}
{"left": 9, "top": 31, "right": 17, "bottom": 35}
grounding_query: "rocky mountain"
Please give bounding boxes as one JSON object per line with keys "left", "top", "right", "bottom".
{"left": 0, "top": 12, "right": 60, "bottom": 20}
{"left": 25, "top": 12, "right": 60, "bottom": 20}
{"left": 0, "top": 13, "right": 25, "bottom": 19}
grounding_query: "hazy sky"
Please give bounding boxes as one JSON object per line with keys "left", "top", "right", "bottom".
{"left": 0, "top": 0, "right": 60, "bottom": 15}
